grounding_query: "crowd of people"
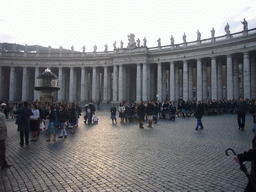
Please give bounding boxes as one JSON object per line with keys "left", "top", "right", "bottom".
{"left": 111, "top": 97, "right": 256, "bottom": 131}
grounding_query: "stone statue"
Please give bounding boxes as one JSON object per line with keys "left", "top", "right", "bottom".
{"left": 128, "top": 33, "right": 136, "bottom": 49}
{"left": 157, "top": 38, "right": 161, "bottom": 47}
{"left": 183, "top": 33, "right": 187, "bottom": 43}
{"left": 48, "top": 45, "right": 52, "bottom": 53}
{"left": 104, "top": 44, "right": 108, "bottom": 52}
{"left": 36, "top": 45, "right": 39, "bottom": 53}
{"left": 137, "top": 38, "right": 140, "bottom": 47}
{"left": 143, "top": 37, "right": 147, "bottom": 47}
{"left": 241, "top": 18, "right": 248, "bottom": 31}
{"left": 94, "top": 45, "right": 97, "bottom": 52}
{"left": 197, "top": 30, "right": 201, "bottom": 41}
{"left": 59, "top": 45, "right": 63, "bottom": 51}
{"left": 11, "top": 43, "right": 18, "bottom": 52}
{"left": 211, "top": 27, "right": 215, "bottom": 38}
{"left": 71, "top": 45, "right": 74, "bottom": 52}
{"left": 82, "top": 45, "right": 86, "bottom": 53}
{"left": 170, "top": 35, "right": 174, "bottom": 46}
{"left": 225, "top": 23, "right": 230, "bottom": 35}
{"left": 113, "top": 41, "right": 117, "bottom": 49}
{"left": 120, "top": 40, "right": 123, "bottom": 49}
{"left": 24, "top": 44, "right": 28, "bottom": 52}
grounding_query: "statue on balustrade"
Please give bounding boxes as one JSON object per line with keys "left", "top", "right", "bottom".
{"left": 241, "top": 18, "right": 248, "bottom": 31}
{"left": 94, "top": 45, "right": 97, "bottom": 52}
{"left": 157, "top": 38, "right": 161, "bottom": 47}
{"left": 197, "top": 30, "right": 201, "bottom": 41}
{"left": 225, "top": 23, "right": 230, "bottom": 35}
{"left": 170, "top": 35, "right": 174, "bottom": 46}
{"left": 104, "top": 44, "right": 108, "bottom": 52}
{"left": 82, "top": 45, "right": 86, "bottom": 53}
{"left": 48, "top": 45, "right": 52, "bottom": 53}
{"left": 59, "top": 46, "right": 63, "bottom": 52}
{"left": 113, "top": 41, "right": 117, "bottom": 49}
{"left": 36, "top": 46, "right": 39, "bottom": 53}
{"left": 25, "top": 44, "right": 28, "bottom": 53}
{"left": 137, "top": 38, "right": 140, "bottom": 47}
{"left": 143, "top": 37, "right": 147, "bottom": 47}
{"left": 120, "top": 40, "right": 123, "bottom": 49}
{"left": 211, "top": 27, "right": 215, "bottom": 38}
{"left": 128, "top": 33, "right": 136, "bottom": 49}
{"left": 183, "top": 33, "right": 187, "bottom": 43}
{"left": 71, "top": 45, "right": 74, "bottom": 52}
{"left": 11, "top": 43, "right": 18, "bottom": 52}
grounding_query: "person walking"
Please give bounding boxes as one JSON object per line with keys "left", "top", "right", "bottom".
{"left": 234, "top": 134, "right": 256, "bottom": 192}
{"left": 84, "top": 105, "right": 91, "bottom": 124}
{"left": 58, "top": 104, "right": 68, "bottom": 138}
{"left": 137, "top": 101, "right": 146, "bottom": 128}
{"left": 237, "top": 96, "right": 248, "bottom": 130}
{"left": 194, "top": 101, "right": 204, "bottom": 130}
{"left": 0, "top": 108, "right": 12, "bottom": 169}
{"left": 110, "top": 104, "right": 117, "bottom": 124}
{"left": 146, "top": 101, "right": 154, "bottom": 128}
{"left": 15, "top": 102, "right": 33, "bottom": 146}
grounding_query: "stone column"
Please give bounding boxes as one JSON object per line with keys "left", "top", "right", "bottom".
{"left": 142, "top": 63, "right": 148, "bottom": 101}
{"left": 183, "top": 60, "right": 188, "bottom": 101}
{"left": 226, "top": 55, "right": 233, "bottom": 100}
{"left": 0, "top": 67, "right": 2, "bottom": 100}
{"left": 22, "top": 67, "right": 28, "bottom": 101}
{"left": 69, "top": 67, "right": 74, "bottom": 102}
{"left": 233, "top": 60, "right": 239, "bottom": 100}
{"left": 202, "top": 63, "right": 207, "bottom": 101}
{"left": 118, "top": 65, "right": 123, "bottom": 102}
{"left": 188, "top": 63, "right": 193, "bottom": 101}
{"left": 251, "top": 56, "right": 256, "bottom": 99}
{"left": 9, "top": 67, "right": 15, "bottom": 101}
{"left": 136, "top": 64, "right": 142, "bottom": 102}
{"left": 217, "top": 60, "right": 223, "bottom": 100}
{"left": 103, "top": 66, "right": 108, "bottom": 103}
{"left": 80, "top": 67, "right": 85, "bottom": 101}
{"left": 85, "top": 69, "right": 89, "bottom": 101}
{"left": 211, "top": 57, "right": 217, "bottom": 100}
{"left": 34, "top": 67, "right": 40, "bottom": 101}
{"left": 243, "top": 52, "right": 250, "bottom": 99}
{"left": 147, "top": 64, "right": 151, "bottom": 100}
{"left": 170, "top": 62, "right": 175, "bottom": 101}
{"left": 175, "top": 65, "right": 179, "bottom": 101}
{"left": 113, "top": 65, "right": 118, "bottom": 102}
{"left": 157, "top": 63, "right": 162, "bottom": 102}
{"left": 197, "top": 59, "right": 202, "bottom": 101}
{"left": 92, "top": 67, "right": 97, "bottom": 102}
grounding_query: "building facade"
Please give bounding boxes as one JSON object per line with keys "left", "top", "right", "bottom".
{"left": 0, "top": 28, "right": 256, "bottom": 104}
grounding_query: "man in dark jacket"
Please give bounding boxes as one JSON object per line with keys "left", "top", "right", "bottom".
{"left": 237, "top": 97, "right": 248, "bottom": 130}
{"left": 15, "top": 102, "right": 33, "bottom": 146}
{"left": 234, "top": 134, "right": 256, "bottom": 191}
{"left": 194, "top": 101, "right": 204, "bottom": 130}
{"left": 137, "top": 101, "right": 146, "bottom": 128}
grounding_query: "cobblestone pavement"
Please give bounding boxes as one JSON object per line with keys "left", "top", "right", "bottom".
{"left": 0, "top": 112, "right": 255, "bottom": 192}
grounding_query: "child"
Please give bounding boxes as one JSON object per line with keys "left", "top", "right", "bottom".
{"left": 93, "top": 116, "right": 99, "bottom": 124}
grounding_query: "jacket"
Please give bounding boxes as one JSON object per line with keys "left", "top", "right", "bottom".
{"left": 0, "top": 112, "right": 7, "bottom": 140}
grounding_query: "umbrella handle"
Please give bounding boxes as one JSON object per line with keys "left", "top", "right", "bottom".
{"left": 225, "top": 148, "right": 237, "bottom": 156}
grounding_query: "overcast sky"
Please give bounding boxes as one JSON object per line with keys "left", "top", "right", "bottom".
{"left": 1, "top": 0, "right": 256, "bottom": 52}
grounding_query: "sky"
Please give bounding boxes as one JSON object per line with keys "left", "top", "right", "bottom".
{"left": 1, "top": 0, "right": 256, "bottom": 52}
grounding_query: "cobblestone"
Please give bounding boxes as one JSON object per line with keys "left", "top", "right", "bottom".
{"left": 0, "top": 112, "right": 255, "bottom": 191}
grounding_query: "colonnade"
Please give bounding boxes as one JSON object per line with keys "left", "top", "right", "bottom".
{"left": 0, "top": 51, "right": 255, "bottom": 104}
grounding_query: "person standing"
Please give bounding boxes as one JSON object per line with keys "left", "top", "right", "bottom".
{"left": 58, "top": 104, "right": 68, "bottom": 138}
{"left": 69, "top": 103, "right": 78, "bottom": 134}
{"left": 194, "top": 101, "right": 204, "bottom": 130}
{"left": 146, "top": 101, "right": 154, "bottom": 128}
{"left": 234, "top": 134, "right": 256, "bottom": 191}
{"left": 46, "top": 105, "right": 58, "bottom": 141}
{"left": 15, "top": 102, "right": 33, "bottom": 146}
{"left": 0, "top": 108, "right": 12, "bottom": 169}
{"left": 118, "top": 103, "right": 125, "bottom": 123}
{"left": 110, "top": 104, "right": 117, "bottom": 124}
{"left": 137, "top": 101, "right": 146, "bottom": 128}
{"left": 30, "top": 103, "right": 40, "bottom": 141}
{"left": 237, "top": 97, "right": 248, "bottom": 130}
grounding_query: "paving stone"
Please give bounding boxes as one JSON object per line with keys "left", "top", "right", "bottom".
{"left": 0, "top": 113, "right": 254, "bottom": 191}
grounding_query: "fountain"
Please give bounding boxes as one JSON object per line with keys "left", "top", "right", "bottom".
{"left": 34, "top": 68, "right": 60, "bottom": 104}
